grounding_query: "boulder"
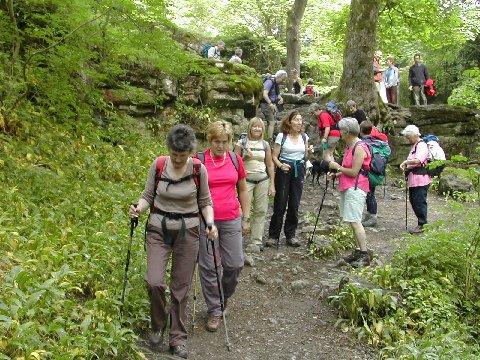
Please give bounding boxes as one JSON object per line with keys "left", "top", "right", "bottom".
{"left": 437, "top": 167, "right": 473, "bottom": 195}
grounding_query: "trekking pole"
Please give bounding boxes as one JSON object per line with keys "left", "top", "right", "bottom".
{"left": 209, "top": 225, "right": 232, "bottom": 351}
{"left": 308, "top": 176, "right": 329, "bottom": 249}
{"left": 121, "top": 203, "right": 138, "bottom": 315}
{"left": 404, "top": 172, "right": 408, "bottom": 231}
{"left": 191, "top": 262, "right": 199, "bottom": 330}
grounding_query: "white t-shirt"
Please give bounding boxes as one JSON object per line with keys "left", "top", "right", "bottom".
{"left": 229, "top": 55, "right": 242, "bottom": 64}
{"left": 275, "top": 133, "right": 308, "bottom": 161}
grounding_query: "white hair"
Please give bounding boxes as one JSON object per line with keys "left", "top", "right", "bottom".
{"left": 401, "top": 125, "right": 421, "bottom": 137}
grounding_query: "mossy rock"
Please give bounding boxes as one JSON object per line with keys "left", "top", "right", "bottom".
{"left": 111, "top": 85, "right": 159, "bottom": 106}
{"left": 437, "top": 166, "right": 473, "bottom": 194}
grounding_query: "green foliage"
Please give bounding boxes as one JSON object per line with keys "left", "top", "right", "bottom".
{"left": 330, "top": 204, "right": 480, "bottom": 358}
{"left": 448, "top": 67, "right": 480, "bottom": 108}
{"left": 0, "top": 114, "right": 162, "bottom": 358}
{"left": 307, "top": 221, "right": 356, "bottom": 257}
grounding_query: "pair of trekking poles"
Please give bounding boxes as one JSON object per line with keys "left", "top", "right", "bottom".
{"left": 120, "top": 212, "right": 232, "bottom": 351}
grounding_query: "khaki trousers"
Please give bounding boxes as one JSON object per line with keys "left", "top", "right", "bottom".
{"left": 145, "top": 224, "right": 199, "bottom": 346}
{"left": 246, "top": 173, "right": 270, "bottom": 246}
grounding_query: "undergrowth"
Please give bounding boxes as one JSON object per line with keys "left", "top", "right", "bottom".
{"left": 0, "top": 114, "right": 163, "bottom": 358}
{"left": 329, "top": 206, "right": 480, "bottom": 359}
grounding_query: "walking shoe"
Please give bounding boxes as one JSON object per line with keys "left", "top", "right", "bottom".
{"left": 362, "top": 214, "right": 378, "bottom": 227}
{"left": 170, "top": 344, "right": 188, "bottom": 359}
{"left": 149, "top": 330, "right": 163, "bottom": 346}
{"left": 206, "top": 315, "right": 221, "bottom": 332}
{"left": 286, "top": 238, "right": 301, "bottom": 247}
{"left": 351, "top": 251, "right": 371, "bottom": 268}
{"left": 409, "top": 225, "right": 424, "bottom": 235}
{"left": 245, "top": 244, "right": 261, "bottom": 253}
{"left": 361, "top": 213, "right": 371, "bottom": 222}
{"left": 265, "top": 238, "right": 276, "bottom": 248}
{"left": 343, "top": 248, "right": 362, "bottom": 263}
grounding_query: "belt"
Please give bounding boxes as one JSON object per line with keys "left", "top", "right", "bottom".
{"left": 246, "top": 175, "right": 269, "bottom": 184}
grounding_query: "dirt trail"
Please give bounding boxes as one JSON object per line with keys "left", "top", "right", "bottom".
{"left": 139, "top": 177, "right": 449, "bottom": 360}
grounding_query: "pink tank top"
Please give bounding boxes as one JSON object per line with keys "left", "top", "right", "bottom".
{"left": 338, "top": 142, "right": 371, "bottom": 192}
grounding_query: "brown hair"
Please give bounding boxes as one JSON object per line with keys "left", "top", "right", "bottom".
{"left": 359, "top": 120, "right": 373, "bottom": 136}
{"left": 280, "top": 111, "right": 301, "bottom": 134}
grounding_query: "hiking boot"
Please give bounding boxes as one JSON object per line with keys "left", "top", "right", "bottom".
{"left": 343, "top": 248, "right": 362, "bottom": 263}
{"left": 170, "top": 344, "right": 188, "bottom": 359}
{"left": 206, "top": 315, "right": 221, "bottom": 332}
{"left": 286, "top": 238, "right": 301, "bottom": 247}
{"left": 265, "top": 238, "right": 276, "bottom": 248}
{"left": 351, "top": 251, "right": 371, "bottom": 268}
{"left": 149, "top": 330, "right": 163, "bottom": 347}
{"left": 245, "top": 244, "right": 261, "bottom": 253}
{"left": 409, "top": 225, "right": 424, "bottom": 235}
{"left": 361, "top": 213, "right": 371, "bottom": 222}
{"left": 362, "top": 215, "right": 378, "bottom": 227}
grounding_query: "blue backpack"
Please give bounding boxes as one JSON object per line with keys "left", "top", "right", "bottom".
{"left": 200, "top": 44, "right": 213, "bottom": 58}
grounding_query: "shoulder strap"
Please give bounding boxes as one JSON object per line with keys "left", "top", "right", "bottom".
{"left": 151, "top": 156, "right": 167, "bottom": 211}
{"left": 192, "top": 158, "right": 202, "bottom": 189}
{"left": 195, "top": 151, "right": 205, "bottom": 164}
{"left": 263, "top": 140, "right": 267, "bottom": 151}
{"left": 228, "top": 150, "right": 239, "bottom": 172}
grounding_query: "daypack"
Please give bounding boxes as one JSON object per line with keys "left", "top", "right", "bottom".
{"left": 325, "top": 102, "right": 342, "bottom": 130}
{"left": 354, "top": 138, "right": 391, "bottom": 187}
{"left": 261, "top": 74, "right": 280, "bottom": 104}
{"left": 239, "top": 132, "right": 268, "bottom": 157}
{"left": 200, "top": 43, "right": 213, "bottom": 58}
{"left": 408, "top": 138, "right": 446, "bottom": 177}
{"left": 424, "top": 79, "right": 437, "bottom": 98}
{"left": 423, "top": 135, "right": 446, "bottom": 176}
{"left": 152, "top": 156, "right": 202, "bottom": 212}
{"left": 305, "top": 85, "right": 315, "bottom": 95}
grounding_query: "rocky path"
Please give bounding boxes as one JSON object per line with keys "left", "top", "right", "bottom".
{"left": 140, "top": 176, "right": 449, "bottom": 360}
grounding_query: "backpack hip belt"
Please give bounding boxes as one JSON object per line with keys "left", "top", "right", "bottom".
{"left": 152, "top": 208, "right": 199, "bottom": 246}
{"left": 151, "top": 208, "right": 199, "bottom": 220}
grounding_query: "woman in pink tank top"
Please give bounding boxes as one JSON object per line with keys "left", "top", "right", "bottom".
{"left": 328, "top": 117, "right": 372, "bottom": 268}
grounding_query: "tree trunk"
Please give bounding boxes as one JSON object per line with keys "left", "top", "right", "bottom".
{"left": 286, "top": 0, "right": 307, "bottom": 91}
{"left": 338, "top": 0, "right": 387, "bottom": 124}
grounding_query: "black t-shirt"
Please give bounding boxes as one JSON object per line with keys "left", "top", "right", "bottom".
{"left": 351, "top": 109, "right": 367, "bottom": 124}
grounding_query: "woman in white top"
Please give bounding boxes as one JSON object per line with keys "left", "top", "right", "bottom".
{"left": 234, "top": 118, "right": 275, "bottom": 251}
{"left": 266, "top": 111, "right": 313, "bottom": 248}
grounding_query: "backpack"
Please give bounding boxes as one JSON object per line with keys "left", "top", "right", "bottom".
{"left": 200, "top": 43, "right": 213, "bottom": 58}
{"left": 305, "top": 85, "right": 316, "bottom": 95}
{"left": 354, "top": 138, "right": 391, "bottom": 187}
{"left": 152, "top": 156, "right": 202, "bottom": 212}
{"left": 325, "top": 102, "right": 342, "bottom": 130}
{"left": 423, "top": 135, "right": 446, "bottom": 177}
{"left": 424, "top": 79, "right": 437, "bottom": 98}
{"left": 239, "top": 132, "right": 268, "bottom": 157}
{"left": 261, "top": 74, "right": 280, "bottom": 104}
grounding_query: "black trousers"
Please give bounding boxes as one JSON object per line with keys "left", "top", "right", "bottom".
{"left": 409, "top": 184, "right": 429, "bottom": 226}
{"left": 268, "top": 164, "right": 305, "bottom": 240}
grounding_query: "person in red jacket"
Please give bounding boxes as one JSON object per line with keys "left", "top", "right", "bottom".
{"left": 310, "top": 102, "right": 341, "bottom": 162}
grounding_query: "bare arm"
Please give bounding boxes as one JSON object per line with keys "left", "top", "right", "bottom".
{"left": 329, "top": 145, "right": 367, "bottom": 177}
{"left": 265, "top": 143, "right": 275, "bottom": 195}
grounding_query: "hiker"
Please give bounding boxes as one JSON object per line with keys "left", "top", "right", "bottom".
{"left": 260, "top": 70, "right": 288, "bottom": 140}
{"left": 196, "top": 120, "right": 250, "bottom": 332}
{"left": 234, "top": 117, "right": 275, "bottom": 252}
{"left": 229, "top": 48, "right": 243, "bottom": 64}
{"left": 311, "top": 102, "right": 341, "bottom": 162}
{"left": 400, "top": 125, "right": 431, "bottom": 234}
{"left": 346, "top": 100, "right": 367, "bottom": 124}
{"left": 207, "top": 40, "right": 225, "bottom": 59}
{"left": 359, "top": 120, "right": 386, "bottom": 227}
{"left": 327, "top": 117, "right": 372, "bottom": 267}
{"left": 291, "top": 68, "right": 303, "bottom": 94}
{"left": 266, "top": 111, "right": 314, "bottom": 248}
{"left": 128, "top": 124, "right": 217, "bottom": 359}
{"left": 408, "top": 53, "right": 429, "bottom": 105}
{"left": 303, "top": 78, "right": 319, "bottom": 97}
{"left": 373, "top": 50, "right": 388, "bottom": 103}
{"left": 383, "top": 56, "right": 399, "bottom": 105}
